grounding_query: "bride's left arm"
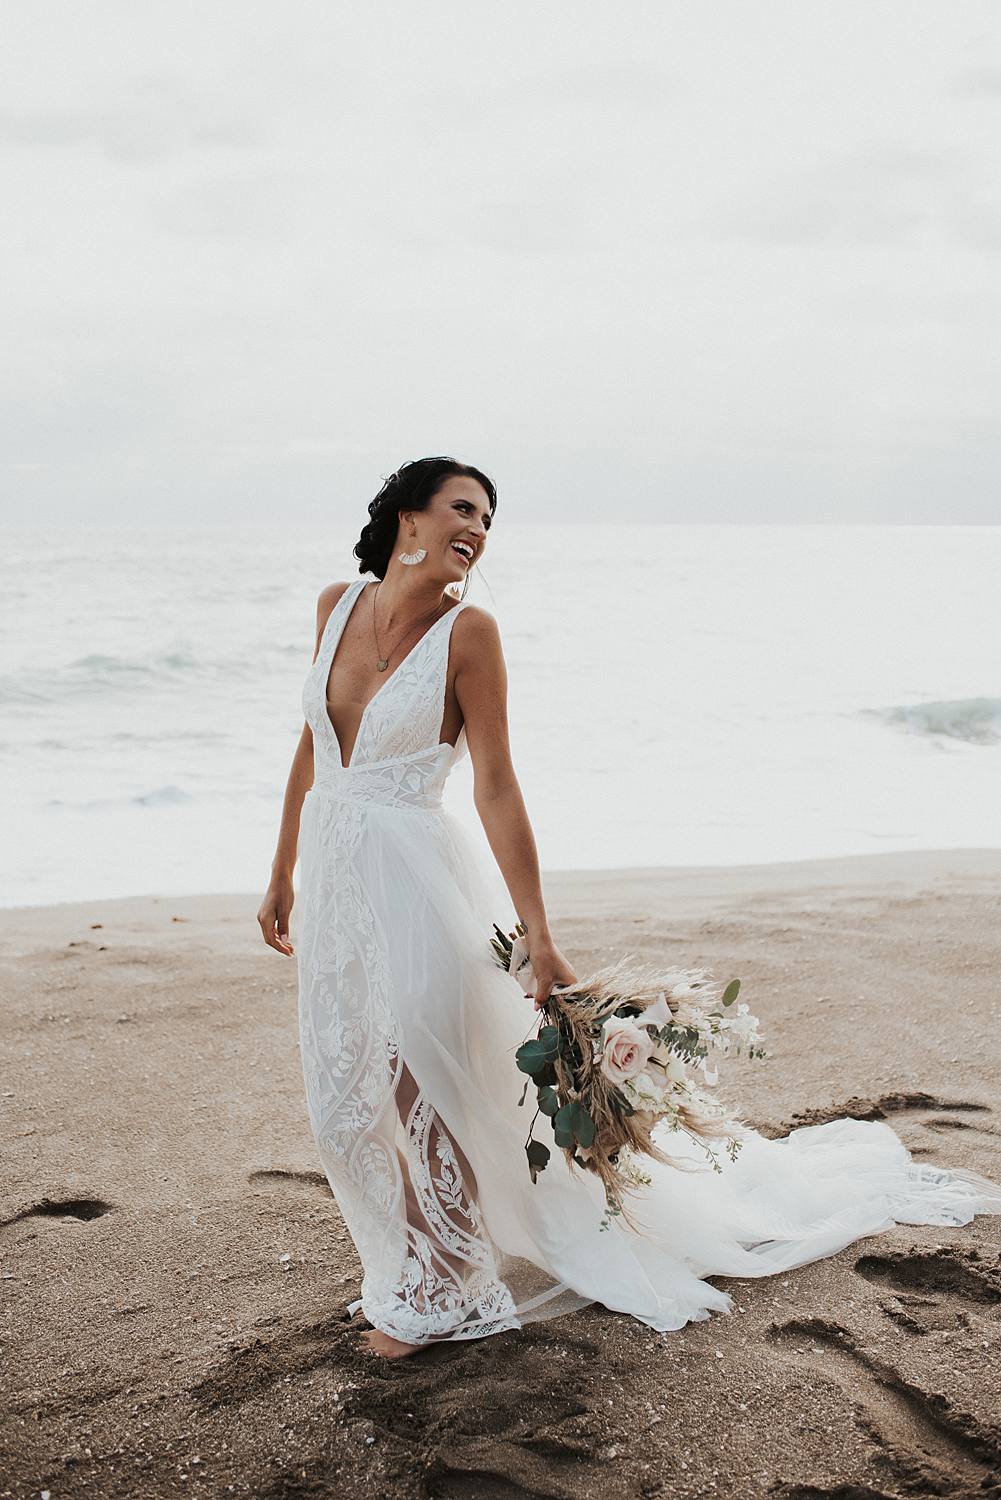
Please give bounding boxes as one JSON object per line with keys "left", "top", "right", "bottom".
{"left": 453, "top": 609, "right": 577, "bottom": 1006}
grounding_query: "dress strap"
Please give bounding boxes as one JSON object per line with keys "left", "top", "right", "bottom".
{"left": 320, "top": 579, "right": 366, "bottom": 653}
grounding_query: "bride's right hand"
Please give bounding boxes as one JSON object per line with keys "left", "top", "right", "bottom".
{"left": 258, "top": 876, "right": 295, "bottom": 957}
{"left": 510, "top": 932, "right": 577, "bottom": 1010}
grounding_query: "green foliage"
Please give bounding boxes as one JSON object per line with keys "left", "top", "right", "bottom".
{"left": 515, "top": 1041, "right": 551, "bottom": 1075}
{"left": 552, "top": 1105, "right": 574, "bottom": 1149}
{"left": 656, "top": 1022, "right": 704, "bottom": 1061}
{"left": 598, "top": 1196, "right": 623, "bottom": 1232}
{"left": 537, "top": 1085, "right": 560, "bottom": 1116}
{"left": 526, "top": 1138, "right": 551, "bottom": 1183}
{"left": 515, "top": 1024, "right": 561, "bottom": 1076}
{"left": 553, "top": 1100, "right": 595, "bottom": 1150}
{"left": 569, "top": 1100, "right": 595, "bottom": 1147}
{"left": 721, "top": 978, "right": 741, "bottom": 1006}
{"left": 515, "top": 1042, "right": 546, "bottom": 1075}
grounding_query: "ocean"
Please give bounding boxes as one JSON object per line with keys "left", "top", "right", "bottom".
{"left": 3, "top": 522, "right": 999, "bottom": 908}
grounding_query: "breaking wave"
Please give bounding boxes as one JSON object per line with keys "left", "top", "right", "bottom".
{"left": 863, "top": 696, "right": 1001, "bottom": 746}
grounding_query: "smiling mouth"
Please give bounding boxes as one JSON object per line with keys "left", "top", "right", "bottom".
{"left": 450, "top": 541, "right": 474, "bottom": 565}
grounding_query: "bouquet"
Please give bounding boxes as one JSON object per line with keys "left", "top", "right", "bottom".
{"left": 490, "top": 922, "right": 766, "bottom": 1230}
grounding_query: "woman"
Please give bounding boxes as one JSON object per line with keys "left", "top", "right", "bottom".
{"left": 259, "top": 456, "right": 1001, "bottom": 1360}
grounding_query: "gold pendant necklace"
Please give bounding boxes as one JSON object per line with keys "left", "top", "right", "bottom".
{"left": 372, "top": 582, "right": 447, "bottom": 671}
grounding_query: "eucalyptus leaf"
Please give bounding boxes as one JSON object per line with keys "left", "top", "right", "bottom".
{"left": 537, "top": 1085, "right": 560, "bottom": 1117}
{"left": 537, "top": 1025, "right": 561, "bottom": 1057}
{"left": 721, "top": 978, "right": 741, "bottom": 1006}
{"left": 569, "top": 1100, "right": 596, "bottom": 1147}
{"left": 552, "top": 1103, "right": 576, "bottom": 1149}
{"left": 515, "top": 1039, "right": 553, "bottom": 1075}
{"left": 526, "top": 1139, "right": 551, "bottom": 1182}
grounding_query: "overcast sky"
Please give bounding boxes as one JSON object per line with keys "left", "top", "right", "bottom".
{"left": 3, "top": 1, "right": 1000, "bottom": 525}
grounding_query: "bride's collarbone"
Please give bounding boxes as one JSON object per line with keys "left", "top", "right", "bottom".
{"left": 323, "top": 600, "right": 465, "bottom": 755}
{"left": 325, "top": 589, "right": 460, "bottom": 704}
{"left": 325, "top": 618, "right": 423, "bottom": 712}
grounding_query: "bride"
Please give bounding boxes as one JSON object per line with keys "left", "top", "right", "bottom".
{"left": 258, "top": 455, "right": 1001, "bottom": 1360}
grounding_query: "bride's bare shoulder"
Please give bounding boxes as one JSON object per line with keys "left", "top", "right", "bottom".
{"left": 451, "top": 601, "right": 503, "bottom": 658}
{"left": 311, "top": 581, "right": 355, "bottom": 658}
{"left": 316, "top": 580, "right": 354, "bottom": 620}
{"left": 453, "top": 600, "right": 497, "bottom": 627}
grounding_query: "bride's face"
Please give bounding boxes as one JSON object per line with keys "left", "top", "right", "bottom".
{"left": 407, "top": 476, "right": 492, "bottom": 582}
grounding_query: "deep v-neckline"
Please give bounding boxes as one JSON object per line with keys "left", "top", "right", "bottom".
{"left": 323, "top": 580, "right": 461, "bottom": 770}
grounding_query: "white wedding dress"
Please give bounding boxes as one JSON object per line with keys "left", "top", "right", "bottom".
{"left": 293, "top": 578, "right": 1001, "bottom": 1344}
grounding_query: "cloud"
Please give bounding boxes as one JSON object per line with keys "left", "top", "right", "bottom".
{"left": 709, "top": 144, "right": 994, "bottom": 250}
{"left": 2, "top": 3, "right": 999, "bottom": 523}
{"left": 152, "top": 166, "right": 311, "bottom": 242}
{"left": 0, "top": 71, "right": 261, "bottom": 165}
{"left": 950, "top": 65, "right": 1001, "bottom": 99}
{"left": 506, "top": 62, "right": 676, "bottom": 111}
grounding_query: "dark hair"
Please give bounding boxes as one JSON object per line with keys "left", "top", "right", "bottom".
{"left": 353, "top": 456, "right": 497, "bottom": 579}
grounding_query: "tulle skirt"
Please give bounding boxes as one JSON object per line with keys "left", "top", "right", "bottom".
{"left": 292, "top": 784, "right": 1001, "bottom": 1341}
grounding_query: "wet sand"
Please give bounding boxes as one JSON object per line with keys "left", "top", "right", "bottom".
{"left": 2, "top": 847, "right": 1000, "bottom": 1500}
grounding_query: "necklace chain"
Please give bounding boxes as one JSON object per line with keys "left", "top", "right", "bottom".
{"left": 371, "top": 582, "right": 449, "bottom": 671}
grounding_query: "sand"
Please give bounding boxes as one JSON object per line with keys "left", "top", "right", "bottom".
{"left": 2, "top": 847, "right": 1000, "bottom": 1500}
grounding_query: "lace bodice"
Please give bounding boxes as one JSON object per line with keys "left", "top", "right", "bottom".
{"left": 302, "top": 579, "right": 471, "bottom": 809}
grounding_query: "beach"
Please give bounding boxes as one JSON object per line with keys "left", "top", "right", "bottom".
{"left": 2, "top": 846, "right": 1000, "bottom": 1500}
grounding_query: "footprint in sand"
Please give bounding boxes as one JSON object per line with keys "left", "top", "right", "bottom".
{"left": 774, "top": 1482, "right": 906, "bottom": 1494}
{"left": 766, "top": 1090, "right": 993, "bottom": 1138}
{"left": 920, "top": 1113, "right": 1001, "bottom": 1138}
{"left": 763, "top": 1091, "right": 1001, "bottom": 1174}
{"left": 191, "top": 1312, "right": 350, "bottom": 1410}
{"left": 342, "top": 1330, "right": 602, "bottom": 1500}
{"left": 769, "top": 1484, "right": 901, "bottom": 1499}
{"left": 247, "top": 1168, "right": 330, "bottom": 1195}
{"left": 767, "top": 1316, "right": 1001, "bottom": 1497}
{"left": 855, "top": 1245, "right": 1001, "bottom": 1334}
{"left": 0, "top": 1196, "right": 113, "bottom": 1229}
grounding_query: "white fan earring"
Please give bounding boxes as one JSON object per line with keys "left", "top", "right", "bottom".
{"left": 398, "top": 531, "right": 427, "bottom": 565}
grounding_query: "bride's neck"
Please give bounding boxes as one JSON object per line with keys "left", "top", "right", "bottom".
{"left": 371, "top": 570, "right": 451, "bottom": 630}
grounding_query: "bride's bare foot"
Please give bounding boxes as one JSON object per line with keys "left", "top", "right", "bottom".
{"left": 359, "top": 1328, "right": 423, "bottom": 1359}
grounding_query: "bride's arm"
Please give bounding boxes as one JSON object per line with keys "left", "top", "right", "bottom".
{"left": 454, "top": 609, "right": 577, "bottom": 1005}
{"left": 257, "top": 584, "right": 345, "bottom": 956}
{"left": 263, "top": 719, "right": 314, "bottom": 938}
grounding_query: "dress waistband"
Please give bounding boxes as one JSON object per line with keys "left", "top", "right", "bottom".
{"left": 311, "top": 751, "right": 448, "bottom": 811}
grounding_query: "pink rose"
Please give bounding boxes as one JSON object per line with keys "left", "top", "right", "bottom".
{"left": 600, "top": 1016, "right": 655, "bottom": 1087}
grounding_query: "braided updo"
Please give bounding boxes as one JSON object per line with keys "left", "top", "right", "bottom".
{"left": 353, "top": 457, "right": 497, "bottom": 580}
